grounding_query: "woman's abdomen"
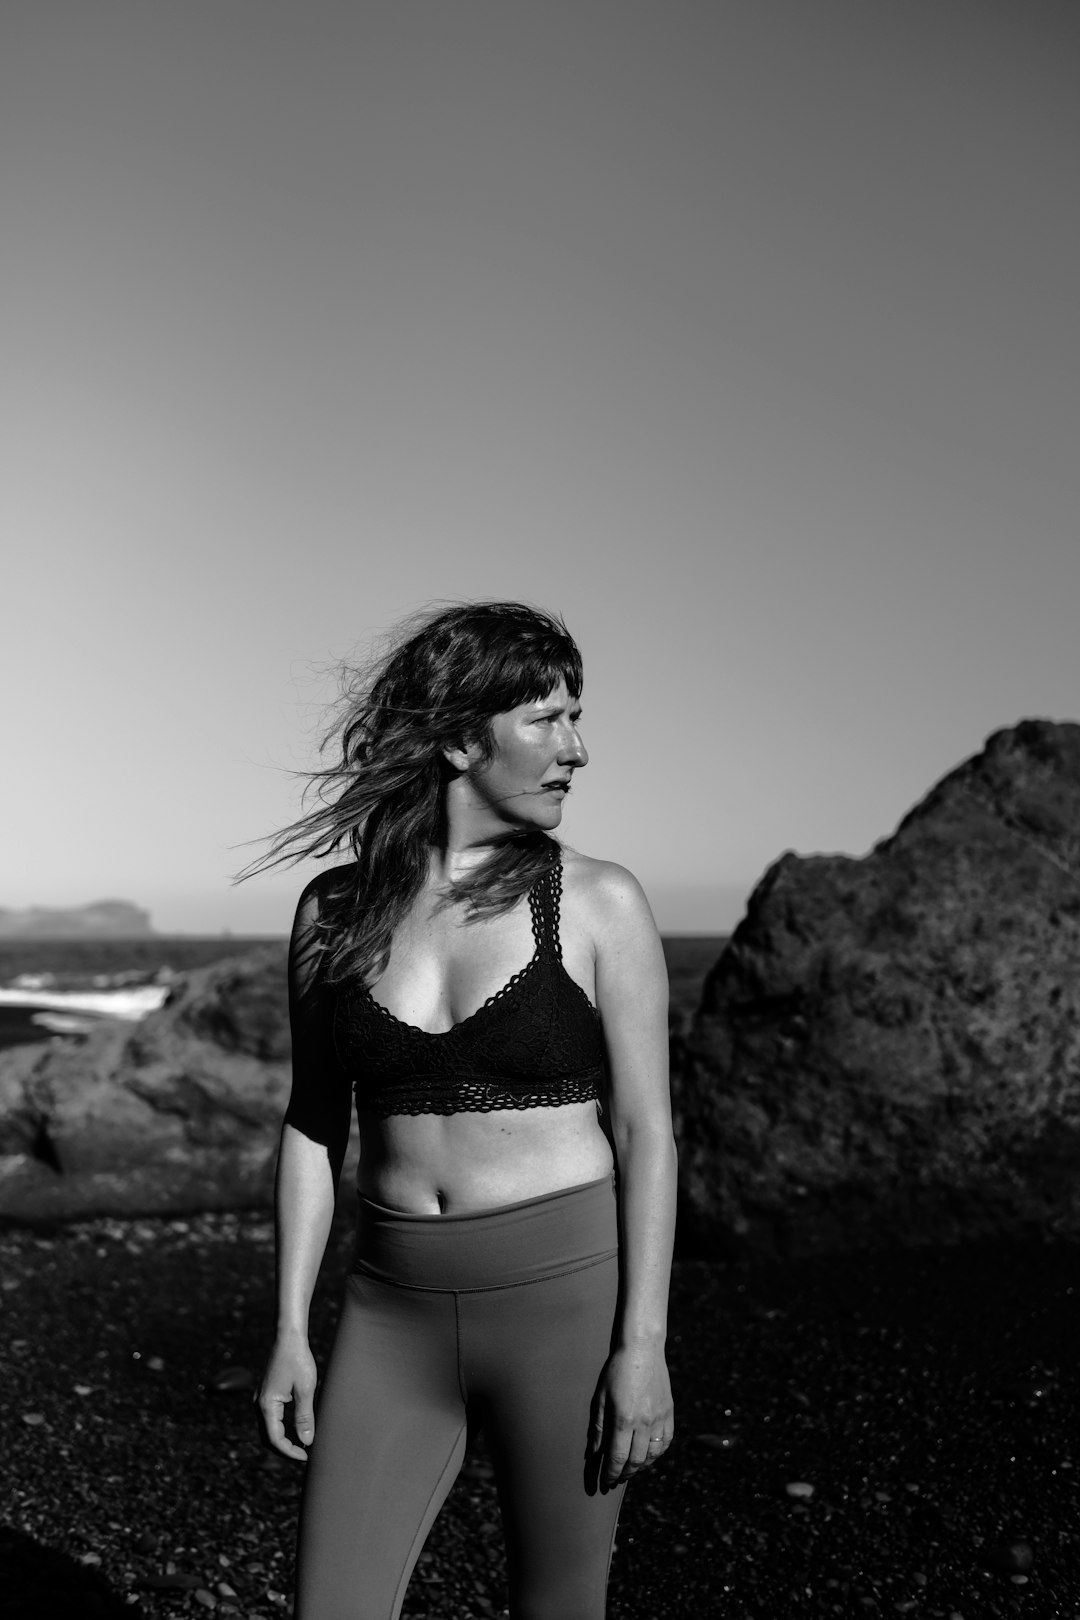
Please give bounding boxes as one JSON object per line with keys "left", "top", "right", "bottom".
{"left": 356, "top": 1100, "right": 614, "bottom": 1214}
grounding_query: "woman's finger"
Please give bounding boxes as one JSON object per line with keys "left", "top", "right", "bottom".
{"left": 588, "top": 1391, "right": 606, "bottom": 1455}
{"left": 294, "top": 1391, "right": 316, "bottom": 1447}
{"left": 258, "top": 1390, "right": 310, "bottom": 1463}
{"left": 602, "top": 1414, "right": 635, "bottom": 1486}
{"left": 643, "top": 1428, "right": 671, "bottom": 1466}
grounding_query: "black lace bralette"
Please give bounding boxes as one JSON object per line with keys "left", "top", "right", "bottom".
{"left": 332, "top": 858, "right": 605, "bottom": 1118}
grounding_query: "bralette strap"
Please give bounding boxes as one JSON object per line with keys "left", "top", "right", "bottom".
{"left": 528, "top": 856, "right": 563, "bottom": 960}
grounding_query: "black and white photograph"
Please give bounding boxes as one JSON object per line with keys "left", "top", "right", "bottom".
{"left": 2, "top": 3, "right": 1079, "bottom": 1616}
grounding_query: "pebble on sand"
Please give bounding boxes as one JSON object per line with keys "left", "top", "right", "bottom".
{"left": 696, "top": 1432, "right": 740, "bottom": 1451}
{"left": 141, "top": 1571, "right": 204, "bottom": 1591}
{"left": 983, "top": 1539, "right": 1034, "bottom": 1574}
{"left": 784, "top": 1481, "right": 815, "bottom": 1499}
{"left": 210, "top": 1365, "right": 256, "bottom": 1395}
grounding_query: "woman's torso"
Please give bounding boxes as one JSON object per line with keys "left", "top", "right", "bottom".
{"left": 332, "top": 850, "right": 614, "bottom": 1214}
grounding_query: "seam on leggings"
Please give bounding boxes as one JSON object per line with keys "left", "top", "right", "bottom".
{"left": 453, "top": 1291, "right": 468, "bottom": 1405}
{"left": 353, "top": 1248, "right": 618, "bottom": 1295}
{"left": 391, "top": 1421, "right": 468, "bottom": 1620}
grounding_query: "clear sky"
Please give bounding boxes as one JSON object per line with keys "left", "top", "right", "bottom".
{"left": 2, "top": 0, "right": 1077, "bottom": 935}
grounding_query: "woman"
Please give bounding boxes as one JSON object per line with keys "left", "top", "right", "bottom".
{"left": 255, "top": 601, "right": 676, "bottom": 1620}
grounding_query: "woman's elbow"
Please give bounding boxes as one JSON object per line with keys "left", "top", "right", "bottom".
{"left": 612, "top": 1118, "right": 678, "bottom": 1171}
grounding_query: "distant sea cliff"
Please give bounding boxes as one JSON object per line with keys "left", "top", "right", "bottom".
{"left": 0, "top": 900, "right": 154, "bottom": 938}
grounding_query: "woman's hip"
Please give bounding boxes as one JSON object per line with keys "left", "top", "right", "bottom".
{"left": 352, "top": 1172, "right": 618, "bottom": 1292}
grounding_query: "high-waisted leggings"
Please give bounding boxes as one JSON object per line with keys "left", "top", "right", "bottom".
{"left": 295, "top": 1174, "right": 624, "bottom": 1620}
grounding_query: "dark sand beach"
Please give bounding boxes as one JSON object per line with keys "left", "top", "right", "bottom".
{"left": 3, "top": 934, "right": 1079, "bottom": 1615}
{"left": 3, "top": 1212, "right": 1079, "bottom": 1619}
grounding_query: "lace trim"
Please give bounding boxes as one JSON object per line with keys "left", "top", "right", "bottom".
{"left": 358, "top": 954, "right": 543, "bottom": 1039}
{"left": 356, "top": 1068, "right": 604, "bottom": 1119}
{"left": 357, "top": 858, "right": 563, "bottom": 1040}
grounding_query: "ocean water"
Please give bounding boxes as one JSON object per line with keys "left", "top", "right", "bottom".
{"left": 0, "top": 934, "right": 726, "bottom": 1051}
{"left": 0, "top": 937, "right": 281, "bottom": 1050}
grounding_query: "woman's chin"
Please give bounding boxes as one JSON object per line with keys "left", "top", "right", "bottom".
{"left": 506, "top": 802, "right": 564, "bottom": 833}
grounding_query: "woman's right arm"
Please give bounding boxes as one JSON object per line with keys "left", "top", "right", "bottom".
{"left": 258, "top": 876, "right": 352, "bottom": 1462}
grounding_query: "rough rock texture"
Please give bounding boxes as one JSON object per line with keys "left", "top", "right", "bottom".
{"left": 673, "top": 719, "right": 1080, "bottom": 1258}
{"left": 0, "top": 948, "right": 301, "bottom": 1221}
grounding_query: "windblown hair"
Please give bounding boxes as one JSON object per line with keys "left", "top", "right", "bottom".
{"left": 243, "top": 601, "right": 583, "bottom": 987}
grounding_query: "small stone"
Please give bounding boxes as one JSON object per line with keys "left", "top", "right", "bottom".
{"left": 785, "top": 1481, "right": 815, "bottom": 1499}
{"left": 194, "top": 1592, "right": 217, "bottom": 1610}
{"left": 21, "top": 1412, "right": 46, "bottom": 1427}
{"left": 217, "top": 1582, "right": 238, "bottom": 1598}
{"left": 984, "top": 1540, "right": 1034, "bottom": 1574}
{"left": 1010, "top": 1574, "right": 1029, "bottom": 1585}
{"left": 697, "top": 1432, "right": 739, "bottom": 1451}
{"left": 210, "top": 1366, "right": 255, "bottom": 1395}
{"left": 146, "top": 1356, "right": 166, "bottom": 1372}
{"left": 73, "top": 1385, "right": 93, "bottom": 1397}
{"left": 142, "top": 1572, "right": 204, "bottom": 1591}
{"left": 894, "top": 1604, "right": 918, "bottom": 1614}
{"left": 460, "top": 1457, "right": 495, "bottom": 1479}
{"left": 79, "top": 1552, "right": 103, "bottom": 1566}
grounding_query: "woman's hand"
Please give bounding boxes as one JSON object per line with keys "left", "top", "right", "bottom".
{"left": 589, "top": 1340, "right": 674, "bottom": 1489}
{"left": 257, "top": 1332, "right": 318, "bottom": 1462}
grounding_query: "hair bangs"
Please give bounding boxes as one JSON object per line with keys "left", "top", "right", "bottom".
{"left": 487, "top": 641, "right": 583, "bottom": 714}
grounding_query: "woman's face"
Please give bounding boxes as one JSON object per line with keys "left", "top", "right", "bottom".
{"left": 463, "top": 679, "right": 588, "bottom": 832}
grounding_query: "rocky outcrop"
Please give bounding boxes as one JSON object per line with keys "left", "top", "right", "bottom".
{"left": 0, "top": 947, "right": 348, "bottom": 1222}
{"left": 0, "top": 900, "right": 154, "bottom": 937}
{"left": 673, "top": 719, "right": 1080, "bottom": 1258}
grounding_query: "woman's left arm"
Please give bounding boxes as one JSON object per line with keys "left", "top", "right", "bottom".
{"left": 588, "top": 863, "right": 678, "bottom": 1490}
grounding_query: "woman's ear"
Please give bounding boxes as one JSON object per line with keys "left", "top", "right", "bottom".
{"left": 441, "top": 740, "right": 474, "bottom": 773}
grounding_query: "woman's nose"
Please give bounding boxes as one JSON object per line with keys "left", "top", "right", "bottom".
{"left": 560, "top": 730, "right": 588, "bottom": 768}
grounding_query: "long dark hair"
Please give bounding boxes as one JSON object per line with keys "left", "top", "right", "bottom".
{"left": 242, "top": 601, "right": 583, "bottom": 985}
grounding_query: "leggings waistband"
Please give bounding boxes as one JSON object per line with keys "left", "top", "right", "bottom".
{"left": 353, "top": 1173, "right": 618, "bottom": 1292}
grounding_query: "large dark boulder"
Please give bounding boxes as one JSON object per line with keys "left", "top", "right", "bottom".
{"left": 0, "top": 948, "right": 310, "bottom": 1221}
{"left": 673, "top": 719, "right": 1080, "bottom": 1258}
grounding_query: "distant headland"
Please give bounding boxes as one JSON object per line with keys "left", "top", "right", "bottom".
{"left": 0, "top": 901, "right": 154, "bottom": 938}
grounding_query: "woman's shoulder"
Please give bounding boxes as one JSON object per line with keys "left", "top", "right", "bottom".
{"left": 291, "top": 862, "right": 358, "bottom": 937}
{"left": 558, "top": 847, "right": 658, "bottom": 935}
{"left": 289, "top": 864, "right": 358, "bottom": 998}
